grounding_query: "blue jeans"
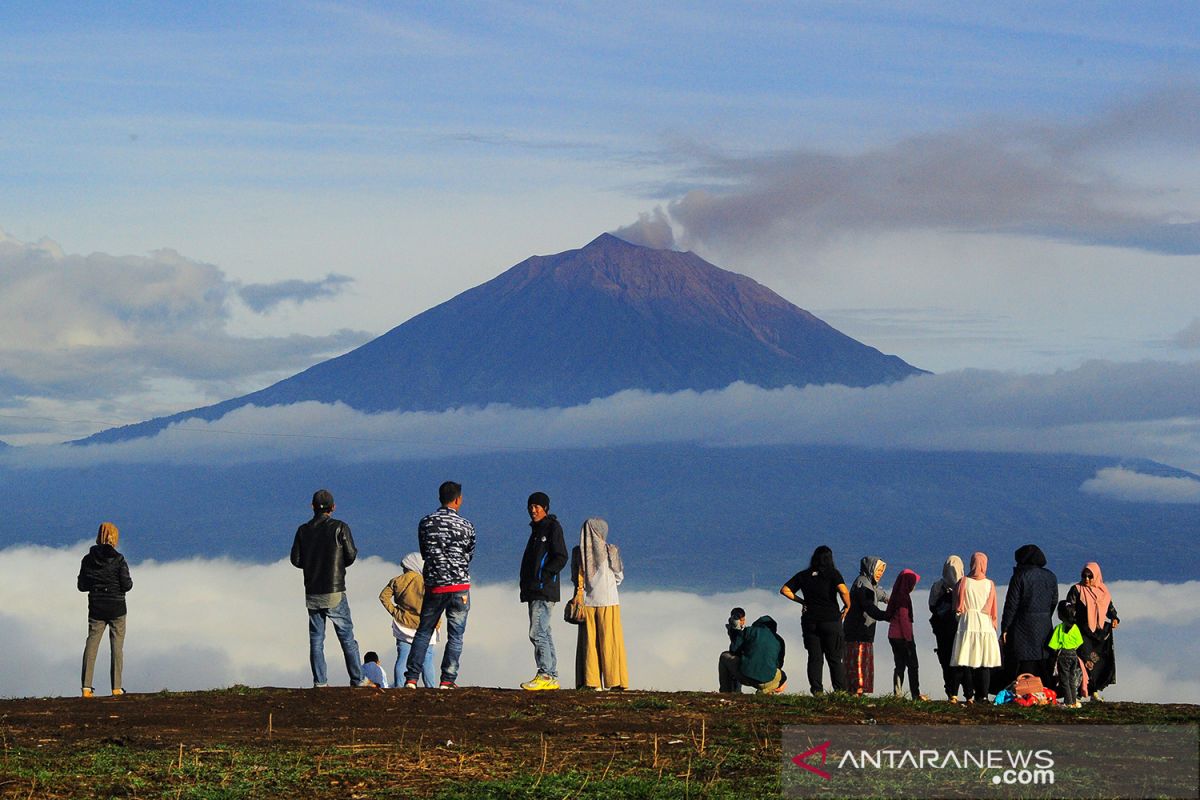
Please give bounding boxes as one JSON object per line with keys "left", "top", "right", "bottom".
{"left": 395, "top": 638, "right": 438, "bottom": 687}
{"left": 527, "top": 600, "right": 557, "bottom": 678}
{"left": 406, "top": 590, "right": 469, "bottom": 684}
{"left": 307, "top": 595, "right": 364, "bottom": 686}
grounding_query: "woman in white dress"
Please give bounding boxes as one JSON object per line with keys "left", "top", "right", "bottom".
{"left": 950, "top": 551, "right": 1001, "bottom": 703}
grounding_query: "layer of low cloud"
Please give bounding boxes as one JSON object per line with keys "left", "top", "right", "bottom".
{"left": 613, "top": 85, "right": 1200, "bottom": 258}
{"left": 1, "top": 543, "right": 1194, "bottom": 702}
{"left": 7, "top": 359, "right": 1200, "bottom": 475}
{"left": 238, "top": 274, "right": 354, "bottom": 313}
{"left": 1082, "top": 467, "right": 1200, "bottom": 504}
{"left": 0, "top": 230, "right": 369, "bottom": 430}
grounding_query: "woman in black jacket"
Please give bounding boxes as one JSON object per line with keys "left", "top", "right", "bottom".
{"left": 999, "top": 544, "right": 1058, "bottom": 687}
{"left": 77, "top": 522, "right": 133, "bottom": 697}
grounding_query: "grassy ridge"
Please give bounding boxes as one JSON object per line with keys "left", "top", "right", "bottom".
{"left": 0, "top": 688, "right": 1195, "bottom": 799}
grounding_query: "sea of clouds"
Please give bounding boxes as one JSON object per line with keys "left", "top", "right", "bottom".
{"left": 2, "top": 543, "right": 1195, "bottom": 703}
{"left": 6, "top": 362, "right": 1200, "bottom": 506}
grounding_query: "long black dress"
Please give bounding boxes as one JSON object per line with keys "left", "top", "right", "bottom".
{"left": 1065, "top": 584, "right": 1119, "bottom": 694}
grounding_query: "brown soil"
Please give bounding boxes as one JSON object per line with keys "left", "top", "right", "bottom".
{"left": 1, "top": 688, "right": 1196, "bottom": 798}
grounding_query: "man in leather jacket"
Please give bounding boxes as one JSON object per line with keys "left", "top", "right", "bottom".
{"left": 290, "top": 489, "right": 374, "bottom": 687}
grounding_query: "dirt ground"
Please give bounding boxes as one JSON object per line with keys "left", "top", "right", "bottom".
{"left": 1, "top": 688, "right": 1196, "bottom": 799}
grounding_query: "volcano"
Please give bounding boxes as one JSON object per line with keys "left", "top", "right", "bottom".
{"left": 82, "top": 234, "right": 924, "bottom": 443}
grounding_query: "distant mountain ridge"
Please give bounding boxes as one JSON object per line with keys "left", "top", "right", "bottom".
{"left": 82, "top": 233, "right": 924, "bottom": 443}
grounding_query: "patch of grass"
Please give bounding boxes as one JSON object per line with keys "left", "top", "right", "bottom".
{"left": 628, "top": 696, "right": 673, "bottom": 710}
{"left": 433, "top": 770, "right": 777, "bottom": 800}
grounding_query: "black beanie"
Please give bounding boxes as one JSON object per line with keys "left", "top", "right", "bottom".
{"left": 312, "top": 489, "right": 334, "bottom": 512}
{"left": 527, "top": 492, "right": 550, "bottom": 511}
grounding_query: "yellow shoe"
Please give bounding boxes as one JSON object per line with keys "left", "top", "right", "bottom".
{"left": 111, "top": 689, "right": 125, "bottom": 697}
{"left": 81, "top": 688, "right": 94, "bottom": 698}
{"left": 520, "top": 674, "right": 560, "bottom": 691}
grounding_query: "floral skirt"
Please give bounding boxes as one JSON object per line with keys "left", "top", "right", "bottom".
{"left": 846, "top": 641, "right": 874, "bottom": 694}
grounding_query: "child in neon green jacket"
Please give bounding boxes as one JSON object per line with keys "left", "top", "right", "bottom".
{"left": 1048, "top": 601, "right": 1084, "bottom": 708}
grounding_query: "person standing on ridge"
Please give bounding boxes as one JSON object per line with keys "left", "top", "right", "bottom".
{"left": 781, "top": 545, "right": 850, "bottom": 694}
{"left": 78, "top": 522, "right": 133, "bottom": 698}
{"left": 518, "top": 491, "right": 568, "bottom": 691}
{"left": 404, "top": 481, "right": 476, "bottom": 690}
{"left": 290, "top": 489, "right": 375, "bottom": 688}
{"left": 844, "top": 556, "right": 888, "bottom": 696}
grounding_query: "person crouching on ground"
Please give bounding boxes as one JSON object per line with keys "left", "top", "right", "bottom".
{"left": 718, "top": 607, "right": 747, "bottom": 692}
{"left": 519, "top": 491, "right": 568, "bottom": 691}
{"left": 380, "top": 552, "right": 440, "bottom": 687}
{"left": 719, "top": 615, "right": 787, "bottom": 694}
{"left": 361, "top": 651, "right": 388, "bottom": 688}
{"left": 290, "top": 489, "right": 375, "bottom": 688}
{"left": 78, "top": 522, "right": 133, "bottom": 697}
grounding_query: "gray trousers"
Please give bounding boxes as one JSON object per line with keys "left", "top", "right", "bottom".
{"left": 82, "top": 616, "right": 126, "bottom": 691}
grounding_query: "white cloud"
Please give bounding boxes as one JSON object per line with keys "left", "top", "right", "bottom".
{"left": 0, "top": 230, "right": 369, "bottom": 440}
{"left": 1081, "top": 467, "right": 1200, "bottom": 504}
{"left": 0, "top": 543, "right": 1194, "bottom": 702}
{"left": 6, "top": 359, "right": 1200, "bottom": 474}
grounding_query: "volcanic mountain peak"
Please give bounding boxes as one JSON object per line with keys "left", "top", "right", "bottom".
{"left": 80, "top": 235, "right": 925, "bottom": 444}
{"left": 501, "top": 233, "right": 781, "bottom": 305}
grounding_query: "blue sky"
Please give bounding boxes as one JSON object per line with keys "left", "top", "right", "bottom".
{"left": 2, "top": 2, "right": 1200, "bottom": 442}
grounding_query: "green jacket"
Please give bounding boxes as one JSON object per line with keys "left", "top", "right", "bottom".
{"left": 734, "top": 615, "right": 785, "bottom": 683}
{"left": 1047, "top": 622, "right": 1083, "bottom": 651}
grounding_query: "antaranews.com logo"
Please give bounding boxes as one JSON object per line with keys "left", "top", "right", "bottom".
{"left": 793, "top": 739, "right": 1056, "bottom": 787}
{"left": 782, "top": 724, "right": 1197, "bottom": 799}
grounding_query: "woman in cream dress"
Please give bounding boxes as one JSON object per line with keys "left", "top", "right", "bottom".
{"left": 950, "top": 551, "right": 1001, "bottom": 703}
{"left": 572, "top": 518, "right": 628, "bottom": 690}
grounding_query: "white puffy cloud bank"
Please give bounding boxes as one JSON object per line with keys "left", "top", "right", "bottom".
{"left": 1082, "top": 467, "right": 1200, "bottom": 504}
{"left": 0, "top": 229, "right": 368, "bottom": 442}
{"left": 6, "top": 359, "right": 1200, "bottom": 481}
{"left": 1, "top": 543, "right": 1195, "bottom": 703}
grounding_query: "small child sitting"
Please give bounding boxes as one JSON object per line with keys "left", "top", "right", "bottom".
{"left": 719, "top": 607, "right": 746, "bottom": 692}
{"left": 1048, "top": 601, "right": 1083, "bottom": 708}
{"left": 361, "top": 651, "right": 388, "bottom": 689}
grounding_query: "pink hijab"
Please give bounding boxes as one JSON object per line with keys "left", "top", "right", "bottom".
{"left": 1075, "top": 561, "right": 1113, "bottom": 632}
{"left": 954, "top": 551, "right": 998, "bottom": 628}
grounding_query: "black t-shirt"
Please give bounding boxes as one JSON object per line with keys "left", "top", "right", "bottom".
{"left": 785, "top": 568, "right": 846, "bottom": 622}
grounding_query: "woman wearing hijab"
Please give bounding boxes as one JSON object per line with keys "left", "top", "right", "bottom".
{"left": 572, "top": 518, "right": 628, "bottom": 690}
{"left": 379, "top": 552, "right": 439, "bottom": 687}
{"left": 843, "top": 556, "right": 888, "bottom": 695}
{"left": 77, "top": 522, "right": 133, "bottom": 697}
{"left": 780, "top": 545, "right": 851, "bottom": 694}
{"left": 950, "top": 552, "right": 1001, "bottom": 703}
{"left": 1065, "top": 561, "right": 1120, "bottom": 699}
{"left": 886, "top": 569, "right": 926, "bottom": 700}
{"left": 999, "top": 544, "right": 1059, "bottom": 688}
{"left": 928, "top": 555, "right": 965, "bottom": 701}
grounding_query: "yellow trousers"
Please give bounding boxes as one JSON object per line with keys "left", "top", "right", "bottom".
{"left": 576, "top": 604, "right": 628, "bottom": 689}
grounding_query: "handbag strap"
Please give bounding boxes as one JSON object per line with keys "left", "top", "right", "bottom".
{"left": 573, "top": 564, "right": 585, "bottom": 604}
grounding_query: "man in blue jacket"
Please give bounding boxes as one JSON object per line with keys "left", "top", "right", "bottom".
{"left": 518, "top": 491, "right": 568, "bottom": 690}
